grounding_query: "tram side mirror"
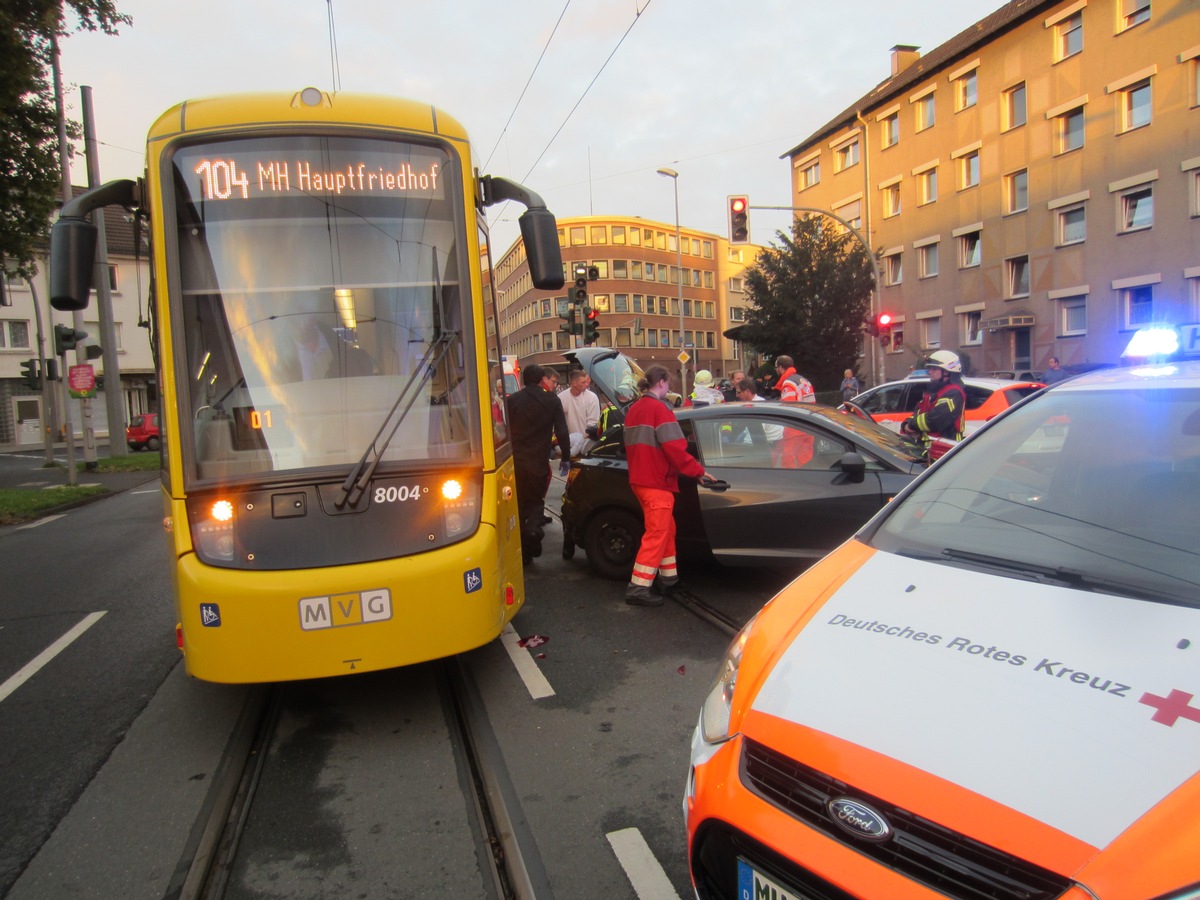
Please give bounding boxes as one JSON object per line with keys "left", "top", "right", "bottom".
{"left": 50, "top": 217, "right": 98, "bottom": 311}
{"left": 520, "top": 207, "right": 565, "bottom": 291}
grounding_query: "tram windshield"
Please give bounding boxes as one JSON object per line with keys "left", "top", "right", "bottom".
{"left": 169, "top": 135, "right": 477, "bottom": 482}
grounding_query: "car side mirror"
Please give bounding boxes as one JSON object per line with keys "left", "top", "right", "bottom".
{"left": 837, "top": 452, "right": 867, "bottom": 484}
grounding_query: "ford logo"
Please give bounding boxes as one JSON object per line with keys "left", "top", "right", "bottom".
{"left": 827, "top": 797, "right": 893, "bottom": 843}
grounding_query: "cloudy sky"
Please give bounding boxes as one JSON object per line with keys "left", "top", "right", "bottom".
{"left": 58, "top": 0, "right": 1005, "bottom": 253}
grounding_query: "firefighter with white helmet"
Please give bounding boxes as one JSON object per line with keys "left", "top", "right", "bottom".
{"left": 901, "top": 350, "right": 967, "bottom": 444}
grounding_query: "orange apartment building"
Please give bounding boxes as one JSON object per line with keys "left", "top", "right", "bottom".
{"left": 783, "top": 0, "right": 1200, "bottom": 382}
{"left": 490, "top": 215, "right": 762, "bottom": 385}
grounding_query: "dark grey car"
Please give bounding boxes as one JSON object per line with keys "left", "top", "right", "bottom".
{"left": 560, "top": 398, "right": 926, "bottom": 579}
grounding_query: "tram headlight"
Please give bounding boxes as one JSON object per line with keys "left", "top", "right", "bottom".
{"left": 440, "top": 477, "right": 477, "bottom": 538}
{"left": 192, "top": 497, "right": 237, "bottom": 562}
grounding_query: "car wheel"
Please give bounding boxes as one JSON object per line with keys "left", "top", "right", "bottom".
{"left": 147, "top": 436, "right": 161, "bottom": 451}
{"left": 584, "top": 508, "right": 643, "bottom": 581}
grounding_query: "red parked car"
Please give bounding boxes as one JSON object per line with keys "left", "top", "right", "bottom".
{"left": 125, "top": 413, "right": 160, "bottom": 451}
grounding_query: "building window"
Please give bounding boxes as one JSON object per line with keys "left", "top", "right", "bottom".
{"left": 729, "top": 306, "right": 745, "bottom": 322}
{"left": 1056, "top": 12, "right": 1083, "bottom": 60}
{"left": 833, "top": 198, "right": 862, "bottom": 231}
{"left": 1191, "top": 168, "right": 1200, "bottom": 217}
{"left": 799, "top": 158, "right": 820, "bottom": 189}
{"left": 890, "top": 322, "right": 905, "bottom": 352}
{"left": 959, "top": 151, "right": 980, "bottom": 190}
{"left": 1007, "top": 255, "right": 1030, "bottom": 298}
{"left": 1057, "top": 204, "right": 1087, "bottom": 245}
{"left": 1057, "top": 107, "right": 1086, "bottom": 153}
{"left": 1005, "top": 169, "right": 1029, "bottom": 214}
{"left": 569, "top": 226, "right": 585, "bottom": 246}
{"left": 882, "top": 182, "right": 901, "bottom": 218}
{"left": 958, "top": 231, "right": 982, "bottom": 268}
{"left": 1123, "top": 284, "right": 1153, "bottom": 328}
{"left": 1059, "top": 296, "right": 1088, "bottom": 335}
{"left": 1120, "top": 80, "right": 1151, "bottom": 132}
{"left": 883, "top": 252, "right": 903, "bottom": 286}
{"left": 2, "top": 319, "right": 32, "bottom": 349}
{"left": 611, "top": 226, "right": 626, "bottom": 245}
{"left": 834, "top": 138, "right": 860, "bottom": 172}
{"left": 962, "top": 310, "right": 983, "bottom": 345}
{"left": 1004, "top": 82, "right": 1027, "bottom": 129}
{"left": 1120, "top": 186, "right": 1153, "bottom": 232}
{"left": 955, "top": 70, "right": 978, "bottom": 111}
{"left": 614, "top": 293, "right": 629, "bottom": 313}
{"left": 613, "top": 259, "right": 628, "bottom": 279}
{"left": 915, "top": 93, "right": 936, "bottom": 131}
{"left": 918, "top": 243, "right": 939, "bottom": 279}
{"left": 1120, "top": 0, "right": 1150, "bottom": 29}
{"left": 590, "top": 226, "right": 607, "bottom": 244}
{"left": 922, "top": 317, "right": 942, "bottom": 349}
{"left": 919, "top": 168, "right": 938, "bottom": 204}
{"left": 881, "top": 113, "right": 899, "bottom": 148}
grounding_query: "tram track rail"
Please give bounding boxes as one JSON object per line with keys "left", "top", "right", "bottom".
{"left": 169, "top": 658, "right": 550, "bottom": 900}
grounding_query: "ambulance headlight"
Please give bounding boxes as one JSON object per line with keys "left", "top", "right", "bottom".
{"left": 701, "top": 615, "right": 756, "bottom": 744}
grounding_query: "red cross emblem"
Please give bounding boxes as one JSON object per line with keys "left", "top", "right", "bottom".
{"left": 1139, "top": 689, "right": 1200, "bottom": 727}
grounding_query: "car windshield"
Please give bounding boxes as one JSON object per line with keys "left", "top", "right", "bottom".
{"left": 867, "top": 384, "right": 1200, "bottom": 608}
{"left": 805, "top": 406, "right": 925, "bottom": 461}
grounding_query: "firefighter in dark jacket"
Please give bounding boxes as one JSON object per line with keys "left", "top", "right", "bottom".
{"left": 507, "top": 363, "right": 571, "bottom": 564}
{"left": 901, "top": 350, "right": 967, "bottom": 444}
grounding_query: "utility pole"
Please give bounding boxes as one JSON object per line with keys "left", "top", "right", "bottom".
{"left": 82, "top": 86, "right": 127, "bottom": 457}
{"left": 50, "top": 27, "right": 78, "bottom": 480}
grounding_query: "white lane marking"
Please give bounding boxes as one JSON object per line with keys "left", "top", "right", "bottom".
{"left": 132, "top": 489, "right": 159, "bottom": 495}
{"left": 17, "top": 514, "right": 66, "bottom": 530}
{"left": 606, "top": 827, "right": 681, "bottom": 900}
{"left": 0, "top": 611, "right": 107, "bottom": 703}
{"left": 499, "top": 623, "right": 555, "bottom": 700}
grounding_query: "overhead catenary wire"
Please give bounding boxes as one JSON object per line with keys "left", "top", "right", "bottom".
{"left": 326, "top": 0, "right": 342, "bottom": 92}
{"left": 520, "top": 0, "right": 652, "bottom": 184}
{"left": 482, "top": 0, "right": 573, "bottom": 172}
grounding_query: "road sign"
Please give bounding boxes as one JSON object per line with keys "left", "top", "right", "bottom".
{"left": 677, "top": 351, "right": 690, "bottom": 365}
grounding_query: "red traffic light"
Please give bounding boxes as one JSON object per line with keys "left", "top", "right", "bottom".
{"left": 878, "top": 312, "right": 893, "bottom": 327}
{"left": 728, "top": 195, "right": 749, "bottom": 244}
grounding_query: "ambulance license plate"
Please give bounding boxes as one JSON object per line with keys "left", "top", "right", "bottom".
{"left": 737, "top": 857, "right": 812, "bottom": 900}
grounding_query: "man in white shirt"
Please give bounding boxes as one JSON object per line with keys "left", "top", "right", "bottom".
{"left": 559, "top": 368, "right": 601, "bottom": 456}
{"left": 735, "top": 377, "right": 784, "bottom": 443}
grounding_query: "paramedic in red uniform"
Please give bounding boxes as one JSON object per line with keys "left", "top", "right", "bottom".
{"left": 622, "top": 365, "right": 716, "bottom": 606}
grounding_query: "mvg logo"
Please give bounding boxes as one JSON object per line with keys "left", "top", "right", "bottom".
{"left": 299, "top": 589, "right": 392, "bottom": 631}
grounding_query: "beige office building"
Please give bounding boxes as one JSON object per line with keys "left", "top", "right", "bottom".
{"left": 784, "top": 0, "right": 1200, "bottom": 382}
{"left": 492, "top": 215, "right": 761, "bottom": 385}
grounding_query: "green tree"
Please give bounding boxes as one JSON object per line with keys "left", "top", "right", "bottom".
{"left": 739, "top": 214, "right": 876, "bottom": 391}
{"left": 0, "top": 1, "right": 128, "bottom": 280}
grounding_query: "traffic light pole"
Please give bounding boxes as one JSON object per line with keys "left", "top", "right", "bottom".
{"left": 749, "top": 205, "right": 883, "bottom": 388}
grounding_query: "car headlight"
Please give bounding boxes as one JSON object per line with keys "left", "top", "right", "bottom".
{"left": 700, "top": 614, "right": 757, "bottom": 744}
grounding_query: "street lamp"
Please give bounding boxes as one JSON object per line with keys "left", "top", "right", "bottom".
{"left": 656, "top": 167, "right": 688, "bottom": 402}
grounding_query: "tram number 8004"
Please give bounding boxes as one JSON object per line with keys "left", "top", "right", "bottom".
{"left": 374, "top": 484, "right": 423, "bottom": 504}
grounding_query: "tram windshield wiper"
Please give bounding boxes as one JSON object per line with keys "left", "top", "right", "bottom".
{"left": 335, "top": 330, "right": 455, "bottom": 510}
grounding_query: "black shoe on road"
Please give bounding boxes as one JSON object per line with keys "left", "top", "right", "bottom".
{"left": 624, "top": 585, "right": 663, "bottom": 607}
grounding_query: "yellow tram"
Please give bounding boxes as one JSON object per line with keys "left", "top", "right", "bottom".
{"left": 50, "top": 88, "right": 564, "bottom": 682}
